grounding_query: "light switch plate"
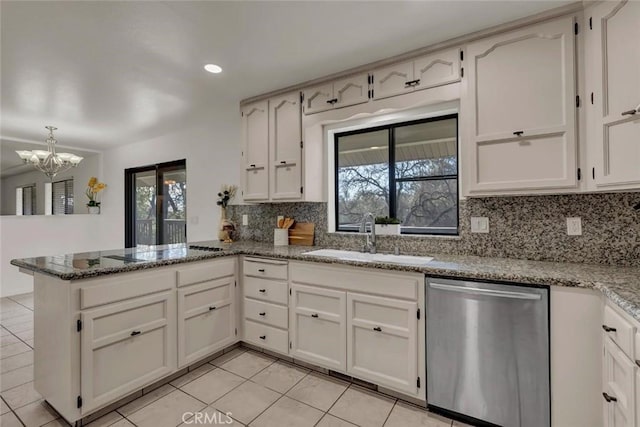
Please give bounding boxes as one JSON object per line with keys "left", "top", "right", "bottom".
{"left": 567, "top": 217, "right": 582, "bottom": 235}
{"left": 242, "top": 214, "right": 249, "bottom": 226}
{"left": 471, "top": 217, "right": 489, "bottom": 233}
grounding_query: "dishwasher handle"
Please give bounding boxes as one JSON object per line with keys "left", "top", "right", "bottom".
{"left": 429, "top": 282, "right": 542, "bottom": 300}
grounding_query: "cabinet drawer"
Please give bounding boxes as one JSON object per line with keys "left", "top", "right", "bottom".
{"left": 244, "top": 258, "right": 288, "bottom": 280}
{"left": 348, "top": 293, "right": 413, "bottom": 329}
{"left": 244, "top": 276, "right": 288, "bottom": 305}
{"left": 177, "top": 258, "right": 236, "bottom": 287}
{"left": 603, "top": 305, "right": 635, "bottom": 358}
{"left": 244, "top": 299, "right": 288, "bottom": 329}
{"left": 80, "top": 270, "right": 174, "bottom": 309}
{"left": 244, "top": 319, "right": 288, "bottom": 354}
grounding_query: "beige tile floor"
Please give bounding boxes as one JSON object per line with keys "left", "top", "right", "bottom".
{"left": 0, "top": 293, "right": 464, "bottom": 427}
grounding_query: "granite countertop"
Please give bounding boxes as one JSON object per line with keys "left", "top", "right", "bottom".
{"left": 11, "top": 240, "right": 640, "bottom": 321}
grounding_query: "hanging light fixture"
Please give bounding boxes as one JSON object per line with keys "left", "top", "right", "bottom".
{"left": 15, "top": 126, "right": 83, "bottom": 179}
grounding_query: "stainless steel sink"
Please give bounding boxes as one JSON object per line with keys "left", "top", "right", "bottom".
{"left": 301, "top": 249, "right": 433, "bottom": 266}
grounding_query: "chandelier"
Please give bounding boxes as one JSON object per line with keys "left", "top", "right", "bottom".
{"left": 15, "top": 126, "right": 83, "bottom": 179}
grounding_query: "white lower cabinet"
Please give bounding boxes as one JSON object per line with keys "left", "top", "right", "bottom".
{"left": 603, "top": 337, "right": 636, "bottom": 427}
{"left": 80, "top": 291, "right": 176, "bottom": 413}
{"left": 288, "top": 262, "right": 423, "bottom": 399}
{"left": 289, "top": 284, "right": 347, "bottom": 371}
{"left": 346, "top": 293, "right": 418, "bottom": 395}
{"left": 177, "top": 277, "right": 235, "bottom": 367}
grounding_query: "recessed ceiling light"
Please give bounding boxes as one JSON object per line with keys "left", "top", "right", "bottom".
{"left": 204, "top": 64, "right": 222, "bottom": 74}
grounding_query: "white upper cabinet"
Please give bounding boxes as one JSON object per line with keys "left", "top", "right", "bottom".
{"left": 241, "top": 101, "right": 269, "bottom": 201}
{"left": 372, "top": 48, "right": 461, "bottom": 100}
{"left": 465, "top": 16, "right": 578, "bottom": 195}
{"left": 302, "top": 73, "right": 369, "bottom": 115}
{"left": 270, "top": 92, "right": 302, "bottom": 200}
{"left": 588, "top": 0, "right": 640, "bottom": 189}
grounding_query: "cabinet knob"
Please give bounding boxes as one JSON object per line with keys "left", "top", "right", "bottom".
{"left": 513, "top": 131, "right": 524, "bottom": 136}
{"left": 602, "top": 392, "right": 618, "bottom": 403}
{"left": 602, "top": 324, "right": 617, "bottom": 333}
{"left": 259, "top": 289, "right": 266, "bottom": 293}
{"left": 311, "top": 313, "right": 319, "bottom": 318}
{"left": 373, "top": 326, "right": 382, "bottom": 332}
{"left": 130, "top": 330, "right": 141, "bottom": 336}
{"left": 259, "top": 335, "right": 266, "bottom": 340}
{"left": 259, "top": 312, "right": 266, "bottom": 316}
{"left": 209, "top": 306, "right": 216, "bottom": 311}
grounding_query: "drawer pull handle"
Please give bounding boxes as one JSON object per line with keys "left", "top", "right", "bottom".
{"left": 602, "top": 392, "right": 618, "bottom": 403}
{"left": 257, "top": 268, "right": 265, "bottom": 273}
{"left": 311, "top": 313, "right": 319, "bottom": 318}
{"left": 259, "top": 335, "right": 266, "bottom": 340}
{"left": 622, "top": 109, "right": 637, "bottom": 116}
{"left": 636, "top": 360, "right": 640, "bottom": 368}
{"left": 209, "top": 306, "right": 216, "bottom": 311}
{"left": 130, "top": 330, "right": 141, "bottom": 336}
{"left": 513, "top": 131, "right": 524, "bottom": 136}
{"left": 250, "top": 164, "right": 256, "bottom": 168}
{"left": 259, "top": 289, "right": 266, "bottom": 293}
{"left": 259, "top": 312, "right": 266, "bottom": 316}
{"left": 373, "top": 327, "right": 382, "bottom": 332}
{"left": 280, "top": 161, "right": 287, "bottom": 164}
{"left": 602, "top": 324, "right": 617, "bottom": 333}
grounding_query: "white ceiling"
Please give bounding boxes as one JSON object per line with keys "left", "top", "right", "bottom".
{"left": 0, "top": 0, "right": 572, "bottom": 151}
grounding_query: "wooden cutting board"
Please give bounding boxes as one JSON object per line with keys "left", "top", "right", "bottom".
{"left": 288, "top": 222, "right": 315, "bottom": 246}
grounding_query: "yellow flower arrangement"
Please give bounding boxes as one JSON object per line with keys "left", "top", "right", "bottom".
{"left": 86, "top": 177, "right": 107, "bottom": 207}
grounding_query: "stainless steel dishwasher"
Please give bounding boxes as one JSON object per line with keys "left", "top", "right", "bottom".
{"left": 426, "top": 277, "right": 550, "bottom": 427}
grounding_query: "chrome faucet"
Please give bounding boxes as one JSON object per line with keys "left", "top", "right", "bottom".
{"left": 359, "top": 212, "right": 377, "bottom": 254}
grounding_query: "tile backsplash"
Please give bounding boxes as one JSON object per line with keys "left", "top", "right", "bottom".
{"left": 227, "top": 192, "right": 640, "bottom": 266}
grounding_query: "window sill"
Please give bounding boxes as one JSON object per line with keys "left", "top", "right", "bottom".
{"left": 328, "top": 231, "right": 462, "bottom": 241}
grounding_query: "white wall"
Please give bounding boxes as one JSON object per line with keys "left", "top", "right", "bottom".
{"left": 0, "top": 214, "right": 114, "bottom": 295}
{"left": 97, "top": 107, "right": 242, "bottom": 251}
{"left": 1, "top": 154, "right": 101, "bottom": 215}
{"left": 1, "top": 105, "right": 241, "bottom": 297}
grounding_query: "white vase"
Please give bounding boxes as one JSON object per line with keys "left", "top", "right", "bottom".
{"left": 375, "top": 224, "right": 400, "bottom": 235}
{"left": 88, "top": 206, "right": 100, "bottom": 215}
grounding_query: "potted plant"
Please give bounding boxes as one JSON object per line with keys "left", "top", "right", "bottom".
{"left": 86, "top": 177, "right": 106, "bottom": 214}
{"left": 375, "top": 216, "right": 401, "bottom": 235}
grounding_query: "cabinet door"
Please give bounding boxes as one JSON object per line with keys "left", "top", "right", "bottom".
{"left": 289, "top": 284, "right": 346, "bottom": 371}
{"left": 413, "top": 48, "right": 461, "bottom": 91}
{"left": 333, "top": 73, "right": 369, "bottom": 108}
{"left": 177, "top": 277, "right": 235, "bottom": 367}
{"left": 269, "top": 92, "right": 302, "bottom": 200}
{"left": 242, "top": 101, "right": 269, "bottom": 200}
{"left": 466, "top": 17, "right": 578, "bottom": 193}
{"left": 302, "top": 83, "right": 333, "bottom": 115}
{"left": 346, "top": 293, "right": 417, "bottom": 395}
{"left": 80, "top": 292, "right": 176, "bottom": 413}
{"left": 592, "top": 1, "right": 640, "bottom": 188}
{"left": 603, "top": 337, "right": 636, "bottom": 427}
{"left": 372, "top": 61, "right": 414, "bottom": 100}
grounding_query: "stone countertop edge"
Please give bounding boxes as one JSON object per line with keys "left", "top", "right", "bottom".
{"left": 10, "top": 242, "right": 640, "bottom": 322}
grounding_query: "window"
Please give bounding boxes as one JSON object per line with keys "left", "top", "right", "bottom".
{"left": 52, "top": 179, "right": 74, "bottom": 215}
{"left": 335, "top": 114, "right": 458, "bottom": 235}
{"left": 16, "top": 184, "right": 37, "bottom": 215}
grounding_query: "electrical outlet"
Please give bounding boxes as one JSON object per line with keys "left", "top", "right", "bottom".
{"left": 242, "top": 214, "right": 249, "bottom": 226}
{"left": 471, "top": 217, "right": 489, "bottom": 233}
{"left": 567, "top": 217, "right": 582, "bottom": 235}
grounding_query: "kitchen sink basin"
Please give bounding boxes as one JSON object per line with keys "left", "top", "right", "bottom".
{"left": 302, "top": 249, "right": 433, "bottom": 266}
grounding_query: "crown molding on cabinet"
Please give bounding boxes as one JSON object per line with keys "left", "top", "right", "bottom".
{"left": 240, "top": 1, "right": 587, "bottom": 106}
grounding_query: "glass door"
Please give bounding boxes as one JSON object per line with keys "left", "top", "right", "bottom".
{"left": 125, "top": 160, "right": 186, "bottom": 247}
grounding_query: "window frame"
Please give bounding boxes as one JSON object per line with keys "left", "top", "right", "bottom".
{"left": 18, "top": 184, "right": 37, "bottom": 215}
{"left": 334, "top": 114, "right": 459, "bottom": 236}
{"left": 51, "top": 178, "right": 74, "bottom": 215}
